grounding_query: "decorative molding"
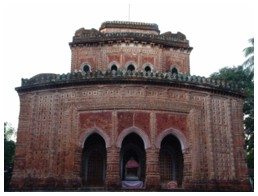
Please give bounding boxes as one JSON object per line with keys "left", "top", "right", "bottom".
{"left": 17, "top": 71, "right": 244, "bottom": 98}
{"left": 155, "top": 128, "right": 188, "bottom": 153}
{"left": 79, "top": 127, "right": 111, "bottom": 148}
{"left": 116, "top": 126, "right": 151, "bottom": 149}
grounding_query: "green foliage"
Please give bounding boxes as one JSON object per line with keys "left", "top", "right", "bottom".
{"left": 4, "top": 139, "right": 16, "bottom": 166}
{"left": 210, "top": 38, "right": 254, "bottom": 171}
{"left": 4, "top": 122, "right": 16, "bottom": 164}
{"left": 243, "top": 38, "right": 254, "bottom": 71}
{"left": 210, "top": 65, "right": 253, "bottom": 95}
{"left": 4, "top": 122, "right": 16, "bottom": 190}
{"left": 4, "top": 122, "right": 15, "bottom": 141}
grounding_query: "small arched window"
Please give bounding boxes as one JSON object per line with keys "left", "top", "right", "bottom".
{"left": 144, "top": 66, "right": 151, "bottom": 72}
{"left": 127, "top": 64, "right": 135, "bottom": 72}
{"left": 83, "top": 64, "right": 91, "bottom": 73}
{"left": 171, "top": 67, "right": 178, "bottom": 75}
{"left": 111, "top": 64, "right": 117, "bottom": 71}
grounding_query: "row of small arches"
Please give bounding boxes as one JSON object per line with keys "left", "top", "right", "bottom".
{"left": 82, "top": 63, "right": 178, "bottom": 74}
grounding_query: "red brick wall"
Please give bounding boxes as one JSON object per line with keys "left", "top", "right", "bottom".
{"left": 117, "top": 111, "right": 150, "bottom": 137}
{"left": 107, "top": 54, "right": 120, "bottom": 65}
{"left": 117, "top": 112, "right": 134, "bottom": 135}
{"left": 11, "top": 84, "right": 250, "bottom": 191}
{"left": 79, "top": 112, "right": 112, "bottom": 136}
{"left": 156, "top": 113, "right": 187, "bottom": 136}
{"left": 71, "top": 45, "right": 190, "bottom": 74}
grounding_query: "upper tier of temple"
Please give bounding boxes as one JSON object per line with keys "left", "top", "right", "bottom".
{"left": 69, "top": 21, "right": 193, "bottom": 75}
{"left": 70, "top": 21, "right": 191, "bottom": 50}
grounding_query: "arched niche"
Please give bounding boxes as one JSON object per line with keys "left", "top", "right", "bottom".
{"left": 120, "top": 132, "right": 146, "bottom": 182}
{"left": 79, "top": 127, "right": 111, "bottom": 149}
{"left": 82, "top": 133, "right": 107, "bottom": 187}
{"left": 125, "top": 61, "right": 137, "bottom": 71}
{"left": 159, "top": 134, "right": 183, "bottom": 187}
{"left": 155, "top": 128, "right": 188, "bottom": 153}
{"left": 108, "top": 61, "right": 120, "bottom": 71}
{"left": 143, "top": 63, "right": 154, "bottom": 72}
{"left": 116, "top": 126, "right": 151, "bottom": 149}
{"left": 171, "top": 67, "right": 178, "bottom": 74}
{"left": 80, "top": 62, "right": 92, "bottom": 73}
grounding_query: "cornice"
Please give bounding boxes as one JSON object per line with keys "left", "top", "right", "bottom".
{"left": 16, "top": 71, "right": 245, "bottom": 98}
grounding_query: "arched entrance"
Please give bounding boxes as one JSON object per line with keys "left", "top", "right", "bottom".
{"left": 159, "top": 134, "right": 183, "bottom": 187}
{"left": 120, "top": 133, "right": 146, "bottom": 183}
{"left": 82, "top": 133, "right": 106, "bottom": 187}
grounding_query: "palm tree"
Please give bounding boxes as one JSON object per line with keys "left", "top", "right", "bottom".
{"left": 242, "top": 38, "right": 254, "bottom": 185}
{"left": 243, "top": 38, "right": 254, "bottom": 71}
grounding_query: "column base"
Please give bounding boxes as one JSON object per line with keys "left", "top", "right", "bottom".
{"left": 145, "top": 175, "right": 161, "bottom": 190}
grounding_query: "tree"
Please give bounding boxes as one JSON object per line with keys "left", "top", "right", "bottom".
{"left": 4, "top": 122, "right": 15, "bottom": 141}
{"left": 4, "top": 122, "right": 16, "bottom": 190}
{"left": 241, "top": 38, "right": 254, "bottom": 172}
{"left": 243, "top": 38, "right": 254, "bottom": 72}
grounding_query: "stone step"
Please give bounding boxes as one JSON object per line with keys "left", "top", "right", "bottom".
{"left": 77, "top": 187, "right": 106, "bottom": 192}
{"left": 77, "top": 187, "right": 186, "bottom": 192}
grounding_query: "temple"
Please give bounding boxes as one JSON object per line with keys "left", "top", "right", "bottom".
{"left": 11, "top": 21, "right": 251, "bottom": 191}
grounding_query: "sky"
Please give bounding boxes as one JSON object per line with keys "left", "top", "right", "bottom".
{"left": 0, "top": 0, "right": 255, "bottom": 130}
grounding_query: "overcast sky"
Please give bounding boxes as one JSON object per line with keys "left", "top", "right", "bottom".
{"left": 0, "top": 0, "right": 255, "bottom": 129}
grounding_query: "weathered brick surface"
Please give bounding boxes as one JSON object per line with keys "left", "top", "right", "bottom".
{"left": 156, "top": 113, "right": 187, "bottom": 136}
{"left": 11, "top": 21, "right": 250, "bottom": 191}
{"left": 117, "top": 112, "right": 134, "bottom": 135}
{"left": 11, "top": 85, "right": 251, "bottom": 191}
{"left": 79, "top": 112, "right": 112, "bottom": 136}
{"left": 71, "top": 45, "right": 190, "bottom": 74}
{"left": 106, "top": 146, "right": 120, "bottom": 188}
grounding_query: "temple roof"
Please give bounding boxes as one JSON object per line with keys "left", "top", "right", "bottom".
{"left": 70, "top": 21, "right": 192, "bottom": 51}
{"left": 99, "top": 21, "right": 160, "bottom": 33}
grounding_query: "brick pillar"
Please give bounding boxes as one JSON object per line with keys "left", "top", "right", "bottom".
{"left": 106, "top": 146, "right": 120, "bottom": 189}
{"left": 182, "top": 147, "right": 192, "bottom": 189}
{"left": 145, "top": 147, "right": 160, "bottom": 190}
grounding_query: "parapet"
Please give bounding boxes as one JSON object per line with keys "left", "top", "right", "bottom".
{"left": 70, "top": 21, "right": 192, "bottom": 50}
{"left": 17, "top": 70, "right": 244, "bottom": 98}
{"left": 99, "top": 21, "right": 160, "bottom": 34}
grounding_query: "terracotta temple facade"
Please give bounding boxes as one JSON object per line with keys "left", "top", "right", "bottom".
{"left": 11, "top": 21, "right": 251, "bottom": 191}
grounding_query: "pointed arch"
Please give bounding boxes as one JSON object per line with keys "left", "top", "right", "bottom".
{"left": 108, "top": 61, "right": 120, "bottom": 70}
{"left": 125, "top": 61, "right": 137, "bottom": 71}
{"left": 82, "top": 132, "right": 107, "bottom": 186}
{"left": 116, "top": 126, "right": 151, "bottom": 149}
{"left": 80, "top": 62, "right": 92, "bottom": 73}
{"left": 171, "top": 67, "right": 178, "bottom": 74}
{"left": 155, "top": 128, "right": 188, "bottom": 153}
{"left": 143, "top": 63, "right": 154, "bottom": 72}
{"left": 79, "top": 127, "right": 111, "bottom": 148}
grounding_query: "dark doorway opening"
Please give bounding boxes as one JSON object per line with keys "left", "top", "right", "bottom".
{"left": 171, "top": 67, "right": 178, "bottom": 75}
{"left": 111, "top": 64, "right": 118, "bottom": 71}
{"left": 82, "top": 133, "right": 106, "bottom": 187}
{"left": 144, "top": 66, "right": 151, "bottom": 72}
{"left": 120, "top": 133, "right": 146, "bottom": 182}
{"left": 127, "top": 64, "right": 135, "bottom": 72}
{"left": 159, "top": 135, "right": 183, "bottom": 187}
{"left": 83, "top": 64, "right": 91, "bottom": 73}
